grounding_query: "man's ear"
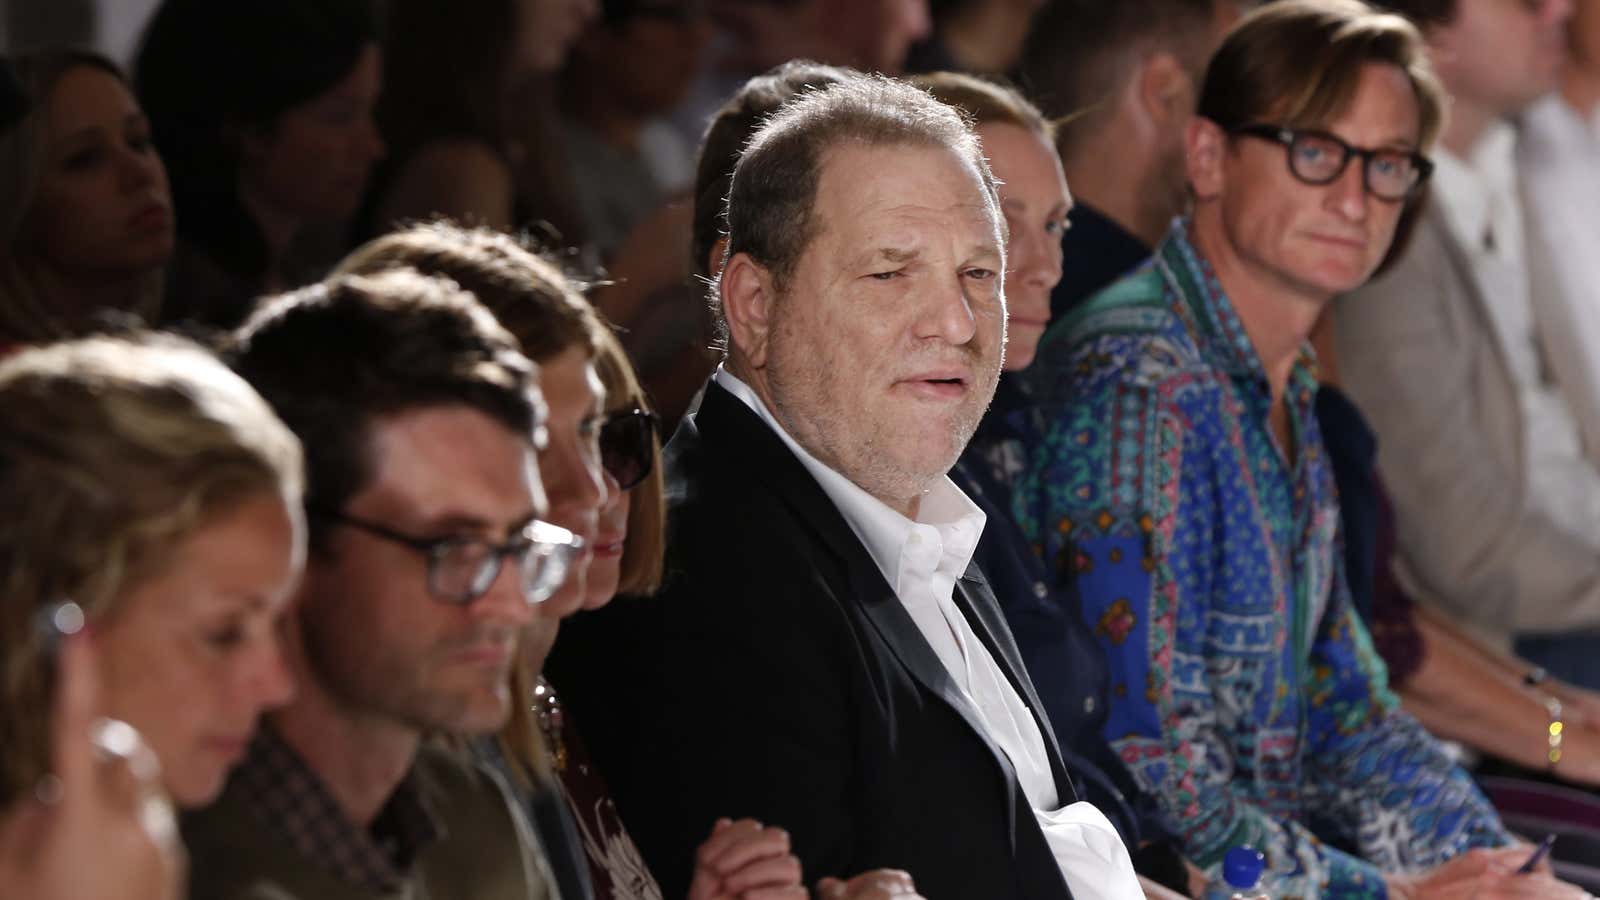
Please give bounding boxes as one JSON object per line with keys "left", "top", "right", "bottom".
{"left": 1186, "top": 115, "right": 1227, "bottom": 203}
{"left": 1137, "top": 51, "right": 1194, "bottom": 129}
{"left": 720, "top": 252, "right": 777, "bottom": 369}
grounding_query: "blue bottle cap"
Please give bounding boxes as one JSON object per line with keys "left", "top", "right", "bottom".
{"left": 1223, "top": 846, "right": 1266, "bottom": 890}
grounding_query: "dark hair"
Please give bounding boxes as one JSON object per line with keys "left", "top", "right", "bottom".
{"left": 0, "top": 59, "right": 28, "bottom": 136}
{"left": 226, "top": 268, "right": 540, "bottom": 546}
{"left": 1019, "top": 0, "right": 1221, "bottom": 154}
{"left": 692, "top": 60, "right": 856, "bottom": 282}
{"left": 715, "top": 74, "right": 997, "bottom": 344}
{"left": 133, "top": 0, "right": 377, "bottom": 284}
{"left": 1198, "top": 0, "right": 1444, "bottom": 148}
{"left": 336, "top": 221, "right": 609, "bottom": 363}
{"left": 377, "top": 0, "right": 519, "bottom": 168}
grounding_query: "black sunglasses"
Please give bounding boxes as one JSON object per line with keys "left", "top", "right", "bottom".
{"left": 599, "top": 408, "right": 658, "bottom": 492}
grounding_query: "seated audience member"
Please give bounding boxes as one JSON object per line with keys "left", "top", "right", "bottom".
{"left": 134, "top": 0, "right": 384, "bottom": 330}
{"left": 186, "top": 270, "right": 571, "bottom": 899}
{"left": 0, "top": 333, "right": 305, "bottom": 899}
{"left": 555, "top": 0, "right": 718, "bottom": 427}
{"left": 562, "top": 326, "right": 925, "bottom": 900}
{"left": 1017, "top": 3, "right": 1567, "bottom": 896}
{"left": 912, "top": 70, "right": 1191, "bottom": 898}
{"left": 1520, "top": 0, "right": 1600, "bottom": 470}
{"left": 0, "top": 51, "right": 173, "bottom": 348}
{"left": 905, "top": 0, "right": 1047, "bottom": 75}
{"left": 361, "top": 0, "right": 597, "bottom": 238}
{"left": 1027, "top": 0, "right": 1600, "bottom": 835}
{"left": 1018, "top": 0, "right": 1245, "bottom": 319}
{"left": 338, "top": 222, "right": 911, "bottom": 900}
{"left": 667, "top": 0, "right": 929, "bottom": 147}
{"left": 551, "top": 75, "right": 1145, "bottom": 900}
{"left": 1342, "top": 0, "right": 1600, "bottom": 688}
{"left": 559, "top": 0, "right": 712, "bottom": 256}
{"left": 1310, "top": 314, "right": 1600, "bottom": 885}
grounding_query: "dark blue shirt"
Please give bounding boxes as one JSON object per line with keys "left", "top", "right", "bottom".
{"left": 1052, "top": 203, "right": 1151, "bottom": 323}
{"left": 952, "top": 372, "right": 1151, "bottom": 847}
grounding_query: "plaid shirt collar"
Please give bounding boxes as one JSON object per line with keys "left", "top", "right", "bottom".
{"left": 234, "top": 724, "right": 442, "bottom": 893}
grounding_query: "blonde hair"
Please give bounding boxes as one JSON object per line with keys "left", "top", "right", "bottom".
{"left": 912, "top": 71, "right": 1055, "bottom": 144}
{"left": 0, "top": 50, "right": 163, "bottom": 345}
{"left": 0, "top": 332, "right": 303, "bottom": 806}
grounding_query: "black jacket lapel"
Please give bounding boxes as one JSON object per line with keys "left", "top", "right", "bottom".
{"left": 688, "top": 380, "right": 1032, "bottom": 823}
{"left": 954, "top": 567, "right": 1078, "bottom": 806}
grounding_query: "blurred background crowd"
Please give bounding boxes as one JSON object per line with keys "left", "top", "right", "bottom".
{"left": 9, "top": 0, "right": 1600, "bottom": 898}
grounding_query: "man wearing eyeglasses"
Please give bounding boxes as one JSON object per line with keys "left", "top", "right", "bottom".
{"left": 1014, "top": 3, "right": 1569, "bottom": 899}
{"left": 182, "top": 270, "right": 577, "bottom": 900}
{"left": 1337, "top": 1, "right": 1600, "bottom": 690}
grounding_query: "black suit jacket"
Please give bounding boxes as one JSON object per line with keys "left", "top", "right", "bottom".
{"left": 547, "top": 381, "right": 1078, "bottom": 899}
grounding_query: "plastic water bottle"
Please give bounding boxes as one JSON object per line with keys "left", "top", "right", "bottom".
{"left": 1205, "top": 846, "right": 1270, "bottom": 900}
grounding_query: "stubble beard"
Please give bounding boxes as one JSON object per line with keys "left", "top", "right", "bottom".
{"left": 767, "top": 342, "right": 996, "bottom": 514}
{"left": 300, "top": 604, "right": 512, "bottom": 736}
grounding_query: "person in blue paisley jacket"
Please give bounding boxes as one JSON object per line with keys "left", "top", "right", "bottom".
{"left": 1014, "top": 4, "right": 1566, "bottom": 899}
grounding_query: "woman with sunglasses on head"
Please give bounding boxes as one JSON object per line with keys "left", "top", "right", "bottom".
{"left": 0, "top": 332, "right": 305, "bottom": 899}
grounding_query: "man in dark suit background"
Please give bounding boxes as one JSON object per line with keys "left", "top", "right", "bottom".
{"left": 549, "top": 75, "right": 1143, "bottom": 900}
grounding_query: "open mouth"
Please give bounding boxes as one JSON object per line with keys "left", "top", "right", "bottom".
{"left": 900, "top": 373, "right": 971, "bottom": 400}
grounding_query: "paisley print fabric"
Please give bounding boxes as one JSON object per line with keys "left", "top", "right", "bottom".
{"left": 1014, "top": 221, "right": 1509, "bottom": 899}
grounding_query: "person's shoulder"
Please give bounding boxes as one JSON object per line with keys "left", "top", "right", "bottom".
{"left": 179, "top": 781, "right": 324, "bottom": 900}
{"left": 401, "top": 137, "right": 513, "bottom": 184}
{"left": 412, "top": 743, "right": 558, "bottom": 900}
{"left": 1034, "top": 265, "right": 1209, "bottom": 399}
{"left": 413, "top": 740, "right": 514, "bottom": 802}
{"left": 381, "top": 137, "right": 516, "bottom": 228}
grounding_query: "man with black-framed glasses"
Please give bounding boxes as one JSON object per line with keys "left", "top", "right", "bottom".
{"left": 1015, "top": 2, "right": 1567, "bottom": 899}
{"left": 182, "top": 269, "right": 566, "bottom": 900}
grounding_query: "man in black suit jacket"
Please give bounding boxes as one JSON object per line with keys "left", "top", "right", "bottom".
{"left": 548, "top": 76, "right": 1141, "bottom": 900}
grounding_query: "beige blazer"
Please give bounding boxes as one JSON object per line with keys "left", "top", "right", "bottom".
{"left": 1334, "top": 202, "right": 1600, "bottom": 636}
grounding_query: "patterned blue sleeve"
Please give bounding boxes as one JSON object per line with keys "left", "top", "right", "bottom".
{"left": 1016, "top": 336, "right": 1387, "bottom": 900}
{"left": 1300, "top": 580, "right": 1512, "bottom": 872}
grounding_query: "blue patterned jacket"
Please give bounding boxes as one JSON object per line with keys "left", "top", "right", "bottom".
{"left": 1014, "top": 221, "right": 1509, "bottom": 899}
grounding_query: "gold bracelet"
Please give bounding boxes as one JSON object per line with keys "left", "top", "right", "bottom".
{"left": 1545, "top": 696, "right": 1565, "bottom": 770}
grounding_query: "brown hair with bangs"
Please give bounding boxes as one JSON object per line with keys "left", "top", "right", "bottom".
{"left": 1197, "top": 0, "right": 1445, "bottom": 150}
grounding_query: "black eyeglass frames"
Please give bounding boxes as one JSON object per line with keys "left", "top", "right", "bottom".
{"left": 1228, "top": 123, "right": 1433, "bottom": 202}
{"left": 312, "top": 508, "right": 585, "bottom": 606}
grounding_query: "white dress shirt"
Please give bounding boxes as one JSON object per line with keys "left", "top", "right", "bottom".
{"left": 1433, "top": 125, "right": 1600, "bottom": 542}
{"left": 713, "top": 368, "right": 1143, "bottom": 900}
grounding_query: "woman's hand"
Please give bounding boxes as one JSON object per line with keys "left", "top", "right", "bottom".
{"left": 0, "top": 626, "right": 183, "bottom": 900}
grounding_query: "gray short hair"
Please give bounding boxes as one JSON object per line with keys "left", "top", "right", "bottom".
{"left": 711, "top": 75, "right": 1000, "bottom": 347}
